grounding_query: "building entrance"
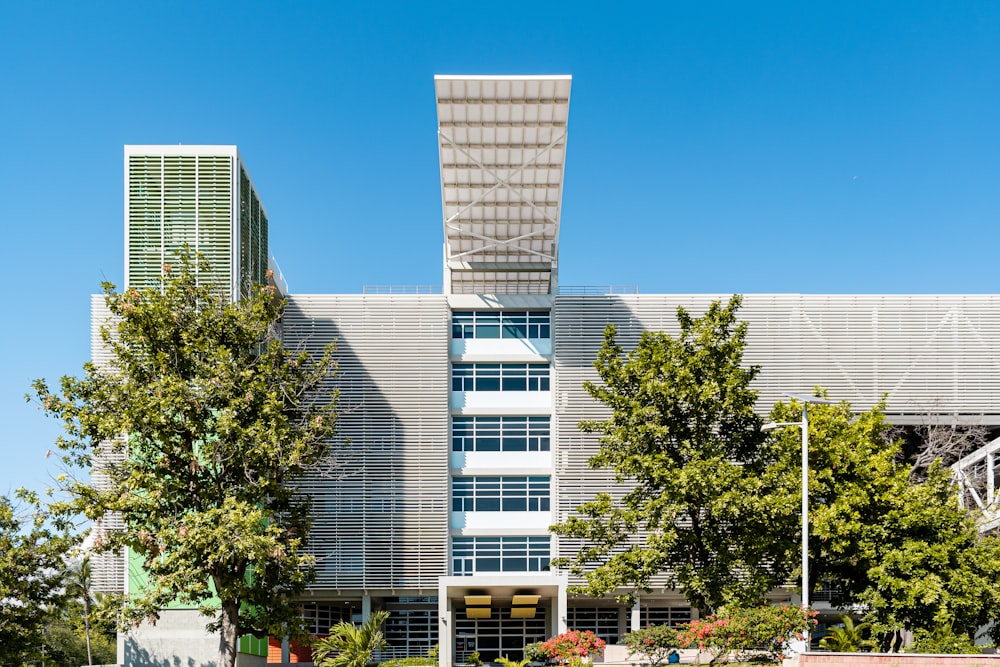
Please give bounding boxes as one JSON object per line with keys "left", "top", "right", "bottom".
{"left": 454, "top": 607, "right": 548, "bottom": 662}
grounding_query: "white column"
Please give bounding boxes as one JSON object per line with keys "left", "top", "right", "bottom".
{"left": 556, "top": 584, "right": 568, "bottom": 633}
{"left": 439, "top": 586, "right": 453, "bottom": 667}
{"left": 630, "top": 596, "right": 641, "bottom": 632}
{"left": 362, "top": 593, "right": 372, "bottom": 622}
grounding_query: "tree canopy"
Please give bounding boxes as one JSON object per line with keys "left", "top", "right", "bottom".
{"left": 0, "top": 490, "right": 74, "bottom": 665}
{"left": 551, "top": 296, "right": 799, "bottom": 612}
{"left": 551, "top": 294, "right": 1000, "bottom": 646}
{"left": 769, "top": 399, "right": 1000, "bottom": 649}
{"left": 33, "top": 254, "right": 339, "bottom": 667}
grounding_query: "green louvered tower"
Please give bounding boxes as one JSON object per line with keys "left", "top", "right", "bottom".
{"left": 124, "top": 145, "right": 275, "bottom": 299}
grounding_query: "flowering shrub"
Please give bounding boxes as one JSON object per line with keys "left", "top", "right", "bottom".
{"left": 539, "top": 630, "right": 607, "bottom": 666}
{"left": 523, "top": 642, "right": 548, "bottom": 663}
{"left": 676, "top": 605, "right": 815, "bottom": 664}
{"left": 622, "top": 624, "right": 680, "bottom": 666}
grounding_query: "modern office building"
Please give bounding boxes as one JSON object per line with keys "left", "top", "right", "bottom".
{"left": 97, "top": 76, "right": 1000, "bottom": 667}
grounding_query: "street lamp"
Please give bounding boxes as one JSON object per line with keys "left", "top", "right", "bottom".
{"left": 762, "top": 392, "right": 835, "bottom": 650}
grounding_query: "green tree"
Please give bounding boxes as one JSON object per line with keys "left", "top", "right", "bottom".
{"left": 859, "top": 464, "right": 1000, "bottom": 649}
{"left": 0, "top": 490, "right": 73, "bottom": 665}
{"left": 677, "top": 605, "right": 813, "bottom": 664}
{"left": 313, "top": 610, "right": 391, "bottom": 667}
{"left": 768, "top": 398, "right": 1000, "bottom": 650}
{"left": 64, "top": 557, "right": 95, "bottom": 665}
{"left": 622, "top": 624, "right": 679, "bottom": 666}
{"left": 33, "top": 254, "right": 339, "bottom": 667}
{"left": 43, "top": 609, "right": 118, "bottom": 667}
{"left": 551, "top": 296, "right": 798, "bottom": 613}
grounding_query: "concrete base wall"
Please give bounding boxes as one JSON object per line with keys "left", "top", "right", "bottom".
{"left": 800, "top": 653, "right": 1000, "bottom": 665}
{"left": 235, "top": 654, "right": 266, "bottom": 667}
{"left": 123, "top": 608, "right": 219, "bottom": 667}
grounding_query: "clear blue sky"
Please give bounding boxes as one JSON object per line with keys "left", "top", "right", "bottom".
{"left": 1, "top": 1, "right": 997, "bottom": 496}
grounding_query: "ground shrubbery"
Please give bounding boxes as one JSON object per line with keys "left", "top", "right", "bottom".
{"left": 622, "top": 624, "right": 680, "bottom": 666}
{"left": 621, "top": 606, "right": 815, "bottom": 666}
{"left": 379, "top": 658, "right": 437, "bottom": 667}
{"left": 533, "top": 630, "right": 606, "bottom": 666}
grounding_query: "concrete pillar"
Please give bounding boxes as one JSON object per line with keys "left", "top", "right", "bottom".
{"left": 362, "top": 593, "right": 372, "bottom": 622}
{"left": 439, "top": 592, "right": 453, "bottom": 667}
{"left": 630, "top": 596, "right": 641, "bottom": 632}
{"left": 281, "top": 636, "right": 290, "bottom": 663}
{"left": 556, "top": 584, "right": 568, "bottom": 633}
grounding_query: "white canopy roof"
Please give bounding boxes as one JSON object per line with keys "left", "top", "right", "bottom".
{"left": 436, "top": 75, "right": 571, "bottom": 295}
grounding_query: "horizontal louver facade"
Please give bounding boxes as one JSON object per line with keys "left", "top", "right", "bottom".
{"left": 283, "top": 294, "right": 451, "bottom": 591}
{"left": 89, "top": 296, "right": 125, "bottom": 594}
{"left": 552, "top": 293, "right": 1000, "bottom": 583}
{"left": 126, "top": 150, "right": 235, "bottom": 293}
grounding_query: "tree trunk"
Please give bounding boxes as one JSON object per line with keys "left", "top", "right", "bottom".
{"left": 83, "top": 595, "right": 93, "bottom": 665}
{"left": 217, "top": 601, "right": 240, "bottom": 667}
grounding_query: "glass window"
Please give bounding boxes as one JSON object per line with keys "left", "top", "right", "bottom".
{"left": 567, "top": 608, "right": 621, "bottom": 645}
{"left": 451, "top": 476, "right": 550, "bottom": 513}
{"left": 453, "top": 416, "right": 550, "bottom": 452}
{"left": 451, "top": 311, "right": 551, "bottom": 340}
{"left": 502, "top": 311, "right": 528, "bottom": 339}
{"left": 640, "top": 606, "right": 693, "bottom": 629}
{"left": 451, "top": 363, "right": 550, "bottom": 392}
{"left": 452, "top": 312, "right": 474, "bottom": 339}
{"left": 384, "top": 603, "right": 439, "bottom": 659}
{"left": 476, "top": 312, "right": 501, "bottom": 338}
{"left": 452, "top": 536, "right": 550, "bottom": 575}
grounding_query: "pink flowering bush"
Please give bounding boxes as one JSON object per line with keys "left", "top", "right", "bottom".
{"left": 539, "top": 630, "right": 607, "bottom": 666}
{"left": 676, "top": 605, "right": 816, "bottom": 664}
{"left": 622, "top": 624, "right": 680, "bottom": 666}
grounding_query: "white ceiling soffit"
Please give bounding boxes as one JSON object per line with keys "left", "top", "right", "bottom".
{"left": 436, "top": 75, "right": 572, "bottom": 295}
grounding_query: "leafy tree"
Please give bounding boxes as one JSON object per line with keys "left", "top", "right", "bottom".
{"left": 0, "top": 490, "right": 73, "bottom": 665}
{"left": 313, "top": 609, "right": 391, "bottom": 667}
{"left": 768, "top": 398, "right": 1000, "bottom": 650}
{"left": 43, "top": 610, "right": 118, "bottom": 667}
{"left": 33, "top": 254, "right": 339, "bottom": 667}
{"left": 551, "top": 296, "right": 799, "bottom": 613}
{"left": 907, "top": 625, "right": 982, "bottom": 654}
{"left": 676, "top": 605, "right": 813, "bottom": 665}
{"left": 64, "top": 556, "right": 96, "bottom": 665}
{"left": 622, "top": 624, "right": 679, "bottom": 666}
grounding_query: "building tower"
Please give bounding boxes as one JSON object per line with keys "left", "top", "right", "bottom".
{"left": 97, "top": 146, "right": 282, "bottom": 664}
{"left": 124, "top": 145, "right": 278, "bottom": 298}
{"left": 435, "top": 75, "right": 572, "bottom": 667}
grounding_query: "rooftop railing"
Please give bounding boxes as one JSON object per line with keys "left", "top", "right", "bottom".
{"left": 559, "top": 285, "right": 639, "bottom": 295}
{"left": 356, "top": 285, "right": 641, "bottom": 295}
{"left": 362, "top": 285, "right": 443, "bottom": 294}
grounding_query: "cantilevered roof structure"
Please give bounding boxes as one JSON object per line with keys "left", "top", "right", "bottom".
{"left": 436, "top": 75, "right": 571, "bottom": 295}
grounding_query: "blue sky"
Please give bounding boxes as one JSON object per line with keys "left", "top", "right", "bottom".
{"left": 1, "top": 1, "right": 997, "bottom": 496}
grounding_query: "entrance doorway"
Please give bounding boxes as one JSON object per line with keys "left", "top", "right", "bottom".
{"left": 454, "top": 607, "right": 548, "bottom": 662}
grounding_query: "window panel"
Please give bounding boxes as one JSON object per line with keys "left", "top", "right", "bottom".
{"left": 452, "top": 476, "right": 550, "bottom": 513}
{"left": 451, "top": 311, "right": 551, "bottom": 340}
{"left": 453, "top": 416, "right": 551, "bottom": 452}
{"left": 452, "top": 536, "right": 550, "bottom": 575}
{"left": 300, "top": 602, "right": 359, "bottom": 635}
{"left": 640, "top": 606, "right": 693, "bottom": 629}
{"left": 451, "top": 364, "right": 550, "bottom": 392}
{"left": 384, "top": 603, "right": 439, "bottom": 658}
{"left": 567, "top": 608, "right": 621, "bottom": 645}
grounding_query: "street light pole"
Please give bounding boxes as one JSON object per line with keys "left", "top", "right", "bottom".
{"left": 799, "top": 402, "right": 810, "bottom": 615}
{"left": 762, "top": 393, "right": 834, "bottom": 651}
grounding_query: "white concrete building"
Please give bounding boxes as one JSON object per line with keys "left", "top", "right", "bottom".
{"left": 97, "top": 75, "right": 1000, "bottom": 666}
